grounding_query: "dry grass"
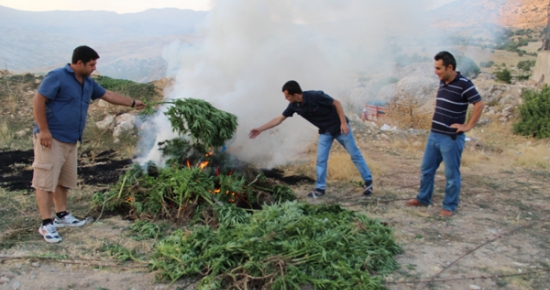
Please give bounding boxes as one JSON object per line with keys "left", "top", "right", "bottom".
{"left": 385, "top": 95, "right": 433, "bottom": 130}
{"left": 389, "top": 136, "right": 426, "bottom": 154}
{"left": 6, "top": 93, "right": 20, "bottom": 114}
{"left": 461, "top": 150, "right": 490, "bottom": 168}
{"left": 0, "top": 121, "right": 14, "bottom": 147}
{"left": 509, "top": 142, "right": 550, "bottom": 169}
{"left": 324, "top": 152, "right": 386, "bottom": 181}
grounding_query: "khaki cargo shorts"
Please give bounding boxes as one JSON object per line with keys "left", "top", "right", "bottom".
{"left": 32, "top": 135, "right": 78, "bottom": 192}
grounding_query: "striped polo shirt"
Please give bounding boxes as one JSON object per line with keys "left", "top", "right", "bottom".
{"left": 431, "top": 72, "right": 482, "bottom": 136}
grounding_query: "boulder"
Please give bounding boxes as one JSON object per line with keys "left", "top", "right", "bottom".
{"left": 113, "top": 113, "right": 136, "bottom": 138}
{"left": 95, "top": 115, "right": 115, "bottom": 130}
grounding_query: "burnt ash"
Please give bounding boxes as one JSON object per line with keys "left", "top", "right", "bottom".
{"left": 0, "top": 149, "right": 131, "bottom": 191}
{"left": 261, "top": 168, "right": 314, "bottom": 185}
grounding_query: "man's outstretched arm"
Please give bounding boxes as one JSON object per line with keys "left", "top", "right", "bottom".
{"left": 249, "top": 115, "right": 287, "bottom": 139}
{"left": 100, "top": 90, "right": 145, "bottom": 109}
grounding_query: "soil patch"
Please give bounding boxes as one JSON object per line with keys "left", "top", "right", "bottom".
{"left": 0, "top": 149, "right": 132, "bottom": 191}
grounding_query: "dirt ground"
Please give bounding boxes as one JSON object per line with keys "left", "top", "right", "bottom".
{"left": 0, "top": 120, "right": 549, "bottom": 290}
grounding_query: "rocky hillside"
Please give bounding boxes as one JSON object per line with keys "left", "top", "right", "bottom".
{"left": 432, "top": 0, "right": 549, "bottom": 29}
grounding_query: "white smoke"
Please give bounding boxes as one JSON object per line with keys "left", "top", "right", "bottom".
{"left": 142, "top": 0, "right": 446, "bottom": 168}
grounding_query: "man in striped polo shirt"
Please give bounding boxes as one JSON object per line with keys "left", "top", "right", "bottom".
{"left": 405, "top": 51, "right": 485, "bottom": 217}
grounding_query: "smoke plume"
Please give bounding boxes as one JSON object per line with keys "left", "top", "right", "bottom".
{"left": 143, "top": 0, "right": 446, "bottom": 167}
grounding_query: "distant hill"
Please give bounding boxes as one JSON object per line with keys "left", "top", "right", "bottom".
{"left": 1, "top": 1, "right": 548, "bottom": 82}
{"left": 431, "top": 0, "right": 549, "bottom": 29}
{"left": 0, "top": 6, "right": 206, "bottom": 82}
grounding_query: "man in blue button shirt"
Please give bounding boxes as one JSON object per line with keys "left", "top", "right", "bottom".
{"left": 32, "top": 46, "right": 145, "bottom": 243}
{"left": 249, "top": 80, "right": 373, "bottom": 199}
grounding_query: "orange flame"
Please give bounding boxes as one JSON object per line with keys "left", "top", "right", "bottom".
{"left": 199, "top": 161, "right": 209, "bottom": 169}
{"left": 186, "top": 160, "right": 191, "bottom": 167}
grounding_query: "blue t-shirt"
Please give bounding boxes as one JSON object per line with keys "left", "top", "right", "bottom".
{"left": 282, "top": 90, "right": 349, "bottom": 137}
{"left": 33, "top": 64, "right": 106, "bottom": 143}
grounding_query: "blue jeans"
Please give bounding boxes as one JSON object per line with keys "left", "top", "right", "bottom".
{"left": 417, "top": 132, "right": 465, "bottom": 212}
{"left": 315, "top": 127, "right": 372, "bottom": 190}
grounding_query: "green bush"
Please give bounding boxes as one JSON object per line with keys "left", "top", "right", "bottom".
{"left": 457, "top": 56, "right": 480, "bottom": 78}
{"left": 495, "top": 68, "right": 512, "bottom": 84}
{"left": 513, "top": 86, "right": 550, "bottom": 139}
{"left": 517, "top": 60, "right": 536, "bottom": 71}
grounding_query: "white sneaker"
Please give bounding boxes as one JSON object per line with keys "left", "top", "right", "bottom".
{"left": 38, "top": 223, "right": 62, "bottom": 243}
{"left": 54, "top": 213, "right": 86, "bottom": 228}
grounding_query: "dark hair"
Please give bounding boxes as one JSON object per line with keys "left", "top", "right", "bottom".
{"left": 72, "top": 46, "right": 100, "bottom": 64}
{"left": 282, "top": 80, "right": 302, "bottom": 95}
{"left": 434, "top": 51, "right": 456, "bottom": 71}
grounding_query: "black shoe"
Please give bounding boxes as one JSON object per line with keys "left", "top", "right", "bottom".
{"left": 307, "top": 189, "right": 325, "bottom": 199}
{"left": 363, "top": 181, "right": 373, "bottom": 196}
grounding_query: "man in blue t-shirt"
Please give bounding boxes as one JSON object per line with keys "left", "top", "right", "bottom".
{"left": 405, "top": 51, "right": 485, "bottom": 217}
{"left": 32, "top": 46, "right": 145, "bottom": 243}
{"left": 249, "top": 80, "right": 373, "bottom": 198}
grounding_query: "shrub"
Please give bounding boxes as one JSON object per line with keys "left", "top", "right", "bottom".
{"left": 495, "top": 68, "right": 512, "bottom": 84}
{"left": 513, "top": 86, "right": 550, "bottom": 139}
{"left": 517, "top": 60, "right": 536, "bottom": 71}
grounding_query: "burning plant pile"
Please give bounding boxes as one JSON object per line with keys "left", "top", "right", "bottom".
{"left": 93, "top": 98, "right": 401, "bottom": 289}
{"left": 92, "top": 98, "right": 296, "bottom": 220}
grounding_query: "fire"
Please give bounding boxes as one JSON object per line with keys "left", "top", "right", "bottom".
{"left": 186, "top": 160, "right": 191, "bottom": 167}
{"left": 199, "top": 161, "right": 209, "bottom": 169}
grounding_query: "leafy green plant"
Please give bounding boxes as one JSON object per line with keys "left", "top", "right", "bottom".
{"left": 513, "top": 86, "right": 550, "bottom": 139}
{"left": 130, "top": 220, "right": 167, "bottom": 240}
{"left": 150, "top": 202, "right": 401, "bottom": 289}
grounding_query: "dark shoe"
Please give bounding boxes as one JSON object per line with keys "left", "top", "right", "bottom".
{"left": 440, "top": 210, "right": 453, "bottom": 217}
{"left": 307, "top": 189, "right": 325, "bottom": 199}
{"left": 363, "top": 180, "right": 373, "bottom": 196}
{"left": 405, "top": 199, "right": 426, "bottom": 207}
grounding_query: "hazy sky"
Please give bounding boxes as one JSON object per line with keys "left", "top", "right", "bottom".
{"left": 0, "top": 0, "right": 455, "bottom": 13}
{"left": 0, "top": 0, "right": 212, "bottom": 13}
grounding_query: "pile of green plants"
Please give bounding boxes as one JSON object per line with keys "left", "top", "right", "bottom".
{"left": 92, "top": 98, "right": 295, "bottom": 220}
{"left": 513, "top": 86, "right": 550, "bottom": 139}
{"left": 150, "top": 202, "right": 400, "bottom": 289}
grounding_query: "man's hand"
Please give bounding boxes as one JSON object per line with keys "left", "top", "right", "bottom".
{"left": 450, "top": 123, "right": 471, "bottom": 133}
{"left": 340, "top": 123, "right": 350, "bottom": 135}
{"left": 38, "top": 130, "right": 53, "bottom": 149}
{"left": 133, "top": 100, "right": 145, "bottom": 110}
{"left": 249, "top": 128, "right": 262, "bottom": 139}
